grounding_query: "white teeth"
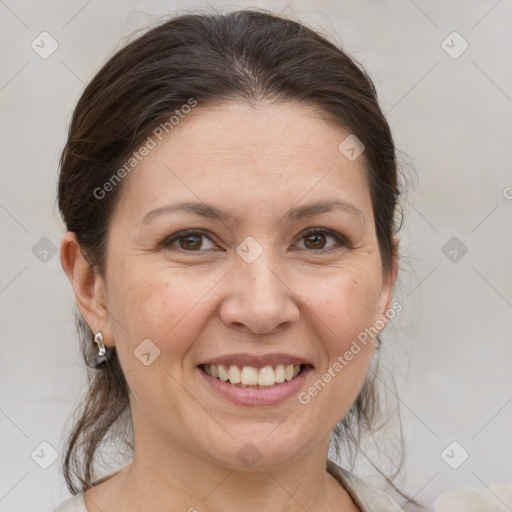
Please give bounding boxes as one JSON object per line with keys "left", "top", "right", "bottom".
{"left": 228, "top": 365, "right": 241, "bottom": 384}
{"left": 274, "top": 364, "right": 285, "bottom": 383}
{"left": 203, "top": 363, "right": 303, "bottom": 387}
{"left": 258, "top": 365, "right": 275, "bottom": 386}
{"left": 218, "top": 365, "right": 229, "bottom": 381}
{"left": 241, "top": 366, "right": 258, "bottom": 385}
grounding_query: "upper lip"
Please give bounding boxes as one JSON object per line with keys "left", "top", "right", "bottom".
{"left": 199, "top": 353, "right": 312, "bottom": 368}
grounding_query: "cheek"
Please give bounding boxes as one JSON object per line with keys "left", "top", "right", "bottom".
{"left": 297, "top": 264, "right": 381, "bottom": 387}
{"left": 299, "top": 264, "right": 383, "bottom": 342}
{"left": 108, "top": 262, "right": 222, "bottom": 356}
{"left": 296, "top": 269, "right": 381, "bottom": 421}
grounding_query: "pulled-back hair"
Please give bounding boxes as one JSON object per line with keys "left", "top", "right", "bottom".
{"left": 57, "top": 9, "right": 419, "bottom": 507}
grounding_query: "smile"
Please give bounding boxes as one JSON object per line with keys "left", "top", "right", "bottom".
{"left": 199, "top": 363, "right": 306, "bottom": 388}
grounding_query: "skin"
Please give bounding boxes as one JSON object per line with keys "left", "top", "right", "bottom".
{"left": 60, "top": 101, "right": 398, "bottom": 512}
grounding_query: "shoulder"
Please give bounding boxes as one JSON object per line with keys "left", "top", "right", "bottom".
{"left": 326, "top": 459, "right": 402, "bottom": 512}
{"left": 52, "top": 491, "right": 87, "bottom": 512}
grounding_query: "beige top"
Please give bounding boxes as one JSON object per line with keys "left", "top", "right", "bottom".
{"left": 53, "top": 459, "right": 402, "bottom": 512}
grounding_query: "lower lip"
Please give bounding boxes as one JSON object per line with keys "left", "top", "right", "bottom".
{"left": 197, "top": 366, "right": 312, "bottom": 406}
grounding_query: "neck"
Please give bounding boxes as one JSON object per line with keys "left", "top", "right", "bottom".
{"left": 84, "top": 405, "right": 359, "bottom": 512}
{"left": 88, "top": 435, "right": 356, "bottom": 512}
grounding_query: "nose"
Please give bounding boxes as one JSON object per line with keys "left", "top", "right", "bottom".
{"left": 219, "top": 253, "right": 300, "bottom": 335}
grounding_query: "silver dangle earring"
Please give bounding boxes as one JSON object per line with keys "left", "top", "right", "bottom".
{"left": 93, "top": 331, "right": 110, "bottom": 368}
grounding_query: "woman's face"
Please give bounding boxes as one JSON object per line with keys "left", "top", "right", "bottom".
{"left": 99, "top": 101, "right": 396, "bottom": 469}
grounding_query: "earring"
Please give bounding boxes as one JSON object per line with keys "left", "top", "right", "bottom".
{"left": 93, "top": 331, "right": 110, "bottom": 368}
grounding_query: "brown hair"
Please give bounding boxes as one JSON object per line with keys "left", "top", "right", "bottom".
{"left": 57, "top": 9, "right": 420, "bottom": 507}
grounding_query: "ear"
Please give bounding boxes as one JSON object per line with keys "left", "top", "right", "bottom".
{"left": 60, "top": 232, "right": 114, "bottom": 347}
{"left": 377, "top": 234, "right": 400, "bottom": 324}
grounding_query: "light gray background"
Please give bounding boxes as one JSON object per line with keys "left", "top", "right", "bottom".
{"left": 1, "top": 1, "right": 511, "bottom": 511}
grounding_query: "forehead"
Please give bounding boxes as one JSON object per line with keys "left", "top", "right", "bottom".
{"left": 113, "top": 101, "right": 373, "bottom": 224}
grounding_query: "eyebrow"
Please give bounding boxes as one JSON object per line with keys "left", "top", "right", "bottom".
{"left": 141, "top": 199, "right": 365, "bottom": 225}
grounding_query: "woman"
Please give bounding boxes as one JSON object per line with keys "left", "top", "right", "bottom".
{"left": 54, "top": 9, "right": 419, "bottom": 512}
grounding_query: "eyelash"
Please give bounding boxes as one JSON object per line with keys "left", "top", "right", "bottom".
{"left": 161, "top": 227, "right": 349, "bottom": 253}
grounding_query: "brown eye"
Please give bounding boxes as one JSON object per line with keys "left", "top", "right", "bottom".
{"left": 296, "top": 228, "right": 346, "bottom": 251}
{"left": 179, "top": 234, "right": 203, "bottom": 250}
{"left": 303, "top": 233, "right": 327, "bottom": 250}
{"left": 162, "top": 229, "right": 216, "bottom": 251}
